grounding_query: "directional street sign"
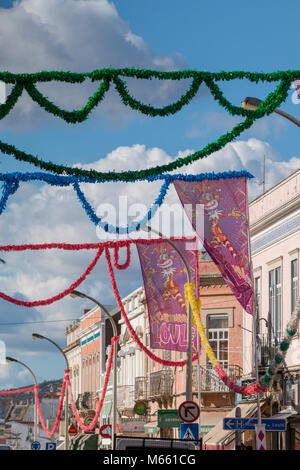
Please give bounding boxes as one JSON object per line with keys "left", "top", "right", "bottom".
{"left": 31, "top": 441, "right": 41, "bottom": 450}
{"left": 223, "top": 418, "right": 286, "bottom": 431}
{"left": 180, "top": 423, "right": 199, "bottom": 444}
{"left": 100, "top": 424, "right": 112, "bottom": 439}
{"left": 178, "top": 401, "right": 200, "bottom": 423}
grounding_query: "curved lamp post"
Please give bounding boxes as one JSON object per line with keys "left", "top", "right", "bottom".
{"left": 6, "top": 356, "right": 38, "bottom": 442}
{"left": 32, "top": 333, "right": 69, "bottom": 450}
{"left": 242, "top": 96, "right": 300, "bottom": 127}
{"left": 70, "top": 290, "right": 118, "bottom": 450}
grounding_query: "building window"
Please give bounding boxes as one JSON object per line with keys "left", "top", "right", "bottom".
{"left": 291, "top": 259, "right": 298, "bottom": 313}
{"left": 207, "top": 315, "right": 229, "bottom": 371}
{"left": 269, "top": 267, "right": 282, "bottom": 344}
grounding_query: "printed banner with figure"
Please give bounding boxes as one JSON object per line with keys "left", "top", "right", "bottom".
{"left": 136, "top": 238, "right": 199, "bottom": 352}
{"left": 173, "top": 175, "right": 254, "bottom": 315}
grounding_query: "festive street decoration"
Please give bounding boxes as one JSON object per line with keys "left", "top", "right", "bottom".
{"left": 105, "top": 245, "right": 199, "bottom": 367}
{"left": 174, "top": 174, "right": 253, "bottom": 314}
{"left": 0, "top": 385, "right": 37, "bottom": 394}
{"left": 0, "top": 170, "right": 252, "bottom": 234}
{"left": 0, "top": 68, "right": 296, "bottom": 180}
{"left": 185, "top": 282, "right": 300, "bottom": 395}
{"left": 137, "top": 238, "right": 198, "bottom": 352}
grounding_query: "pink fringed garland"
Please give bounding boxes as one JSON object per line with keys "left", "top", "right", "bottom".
{"left": 0, "top": 386, "right": 37, "bottom": 394}
{"left": 113, "top": 245, "right": 131, "bottom": 270}
{"left": 0, "top": 247, "right": 104, "bottom": 307}
{"left": 66, "top": 336, "right": 118, "bottom": 432}
{"left": 214, "top": 364, "right": 267, "bottom": 395}
{"left": 35, "top": 376, "right": 66, "bottom": 437}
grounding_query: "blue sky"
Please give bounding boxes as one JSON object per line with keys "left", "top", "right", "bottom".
{"left": 0, "top": 0, "right": 299, "bottom": 388}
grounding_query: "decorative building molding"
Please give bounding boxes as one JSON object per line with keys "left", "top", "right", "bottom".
{"left": 200, "top": 307, "right": 235, "bottom": 328}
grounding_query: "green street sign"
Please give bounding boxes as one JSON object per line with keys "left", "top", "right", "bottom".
{"left": 157, "top": 409, "right": 181, "bottom": 428}
{"left": 134, "top": 401, "right": 147, "bottom": 416}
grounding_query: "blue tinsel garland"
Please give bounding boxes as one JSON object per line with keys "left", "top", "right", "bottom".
{"left": 0, "top": 170, "right": 253, "bottom": 233}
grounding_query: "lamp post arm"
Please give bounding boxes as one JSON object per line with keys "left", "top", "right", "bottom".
{"left": 73, "top": 292, "right": 118, "bottom": 338}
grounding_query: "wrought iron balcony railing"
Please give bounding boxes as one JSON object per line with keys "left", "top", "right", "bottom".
{"left": 135, "top": 376, "right": 148, "bottom": 401}
{"left": 117, "top": 385, "right": 135, "bottom": 410}
{"left": 192, "top": 364, "right": 242, "bottom": 393}
{"left": 257, "top": 333, "right": 284, "bottom": 368}
{"left": 149, "top": 369, "right": 173, "bottom": 398}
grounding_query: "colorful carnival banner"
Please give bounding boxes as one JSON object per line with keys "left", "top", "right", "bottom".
{"left": 136, "top": 238, "right": 199, "bottom": 352}
{"left": 173, "top": 176, "right": 254, "bottom": 315}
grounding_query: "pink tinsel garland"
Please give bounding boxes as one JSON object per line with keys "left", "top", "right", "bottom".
{"left": 0, "top": 386, "right": 37, "bottom": 394}
{"left": 66, "top": 336, "right": 118, "bottom": 432}
{"left": 35, "top": 377, "right": 66, "bottom": 437}
{"left": 113, "top": 245, "right": 131, "bottom": 270}
{"left": 0, "top": 247, "right": 103, "bottom": 307}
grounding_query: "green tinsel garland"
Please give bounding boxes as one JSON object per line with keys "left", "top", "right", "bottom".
{"left": 0, "top": 68, "right": 297, "bottom": 181}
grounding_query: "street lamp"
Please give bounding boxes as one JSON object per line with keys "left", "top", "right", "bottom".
{"left": 70, "top": 290, "right": 118, "bottom": 450}
{"left": 32, "top": 333, "right": 69, "bottom": 450}
{"left": 141, "top": 226, "right": 194, "bottom": 402}
{"left": 242, "top": 96, "right": 300, "bottom": 127}
{"left": 6, "top": 356, "right": 38, "bottom": 442}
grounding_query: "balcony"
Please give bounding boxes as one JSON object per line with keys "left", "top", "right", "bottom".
{"left": 257, "top": 333, "right": 284, "bottom": 368}
{"left": 117, "top": 385, "right": 135, "bottom": 410}
{"left": 135, "top": 376, "right": 148, "bottom": 401}
{"left": 192, "top": 364, "right": 242, "bottom": 393}
{"left": 149, "top": 369, "right": 173, "bottom": 399}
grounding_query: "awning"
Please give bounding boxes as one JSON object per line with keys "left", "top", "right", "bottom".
{"left": 203, "top": 402, "right": 260, "bottom": 448}
{"left": 269, "top": 408, "right": 300, "bottom": 428}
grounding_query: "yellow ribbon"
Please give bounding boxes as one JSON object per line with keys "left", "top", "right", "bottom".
{"left": 185, "top": 282, "right": 219, "bottom": 368}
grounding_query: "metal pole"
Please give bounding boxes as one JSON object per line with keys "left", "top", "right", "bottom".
{"left": 32, "top": 334, "right": 69, "bottom": 449}
{"left": 8, "top": 359, "right": 38, "bottom": 441}
{"left": 197, "top": 332, "right": 201, "bottom": 445}
{"left": 245, "top": 174, "right": 262, "bottom": 426}
{"left": 70, "top": 291, "right": 118, "bottom": 450}
{"left": 235, "top": 406, "right": 242, "bottom": 450}
{"left": 141, "top": 226, "right": 193, "bottom": 401}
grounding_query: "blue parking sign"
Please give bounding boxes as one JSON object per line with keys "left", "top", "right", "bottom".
{"left": 46, "top": 442, "right": 56, "bottom": 450}
{"left": 31, "top": 441, "right": 41, "bottom": 450}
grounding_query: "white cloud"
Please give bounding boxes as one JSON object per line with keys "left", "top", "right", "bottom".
{"left": 0, "top": 137, "right": 298, "bottom": 387}
{"left": 0, "top": 0, "right": 192, "bottom": 128}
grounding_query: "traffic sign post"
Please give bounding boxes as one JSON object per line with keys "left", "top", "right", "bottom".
{"left": 180, "top": 423, "right": 199, "bottom": 445}
{"left": 45, "top": 442, "right": 56, "bottom": 450}
{"left": 68, "top": 424, "right": 78, "bottom": 435}
{"left": 31, "top": 441, "right": 41, "bottom": 450}
{"left": 223, "top": 417, "right": 286, "bottom": 431}
{"left": 255, "top": 424, "right": 267, "bottom": 450}
{"left": 100, "top": 424, "right": 112, "bottom": 439}
{"left": 178, "top": 401, "right": 200, "bottom": 423}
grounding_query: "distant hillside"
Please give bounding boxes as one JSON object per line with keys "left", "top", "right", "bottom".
{"left": 0, "top": 378, "right": 63, "bottom": 409}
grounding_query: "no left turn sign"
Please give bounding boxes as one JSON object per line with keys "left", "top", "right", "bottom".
{"left": 178, "top": 401, "right": 200, "bottom": 423}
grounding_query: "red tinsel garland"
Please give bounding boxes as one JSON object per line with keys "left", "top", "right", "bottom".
{"left": 0, "top": 386, "right": 37, "bottom": 394}
{"left": 0, "top": 247, "right": 103, "bottom": 307}
{"left": 113, "top": 245, "right": 131, "bottom": 270}
{"left": 35, "top": 376, "right": 66, "bottom": 437}
{"left": 66, "top": 336, "right": 118, "bottom": 431}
